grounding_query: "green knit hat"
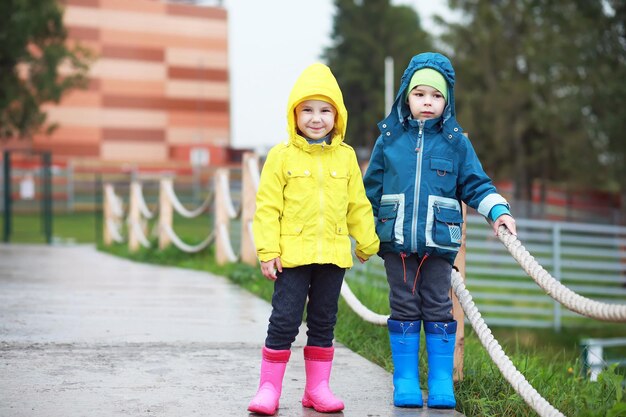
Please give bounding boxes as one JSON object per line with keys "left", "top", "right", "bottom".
{"left": 405, "top": 68, "right": 448, "bottom": 101}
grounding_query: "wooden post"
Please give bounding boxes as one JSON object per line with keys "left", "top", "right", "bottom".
{"left": 158, "top": 178, "right": 173, "bottom": 250}
{"left": 452, "top": 202, "right": 467, "bottom": 381}
{"left": 214, "top": 168, "right": 230, "bottom": 265}
{"left": 128, "top": 180, "right": 140, "bottom": 253}
{"left": 240, "top": 152, "right": 259, "bottom": 266}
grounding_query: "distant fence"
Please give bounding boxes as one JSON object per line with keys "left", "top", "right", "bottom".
{"left": 351, "top": 215, "right": 626, "bottom": 330}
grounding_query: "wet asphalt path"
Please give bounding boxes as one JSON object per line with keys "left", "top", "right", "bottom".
{"left": 0, "top": 244, "right": 463, "bottom": 417}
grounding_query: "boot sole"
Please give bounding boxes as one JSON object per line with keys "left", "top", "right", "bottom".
{"left": 302, "top": 396, "right": 344, "bottom": 413}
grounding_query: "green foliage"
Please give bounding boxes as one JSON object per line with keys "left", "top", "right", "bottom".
{"left": 440, "top": 0, "right": 626, "bottom": 202}
{"left": 0, "top": 0, "right": 92, "bottom": 139}
{"left": 323, "top": 0, "right": 432, "bottom": 151}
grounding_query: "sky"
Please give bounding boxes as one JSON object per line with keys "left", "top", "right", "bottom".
{"left": 218, "top": 0, "right": 450, "bottom": 151}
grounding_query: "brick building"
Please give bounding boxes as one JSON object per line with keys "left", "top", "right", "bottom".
{"left": 31, "top": 0, "right": 232, "bottom": 167}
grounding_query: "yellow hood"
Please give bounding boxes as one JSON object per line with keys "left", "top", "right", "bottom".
{"left": 286, "top": 63, "right": 348, "bottom": 148}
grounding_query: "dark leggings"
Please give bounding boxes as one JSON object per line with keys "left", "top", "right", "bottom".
{"left": 265, "top": 264, "right": 345, "bottom": 350}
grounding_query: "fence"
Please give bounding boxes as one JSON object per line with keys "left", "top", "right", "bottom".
{"left": 351, "top": 214, "right": 626, "bottom": 330}
{"left": 82, "top": 153, "right": 626, "bottom": 416}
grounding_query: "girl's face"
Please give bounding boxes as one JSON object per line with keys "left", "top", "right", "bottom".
{"left": 407, "top": 85, "right": 446, "bottom": 121}
{"left": 295, "top": 100, "right": 336, "bottom": 140}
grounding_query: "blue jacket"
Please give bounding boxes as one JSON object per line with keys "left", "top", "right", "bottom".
{"left": 363, "top": 52, "right": 508, "bottom": 264}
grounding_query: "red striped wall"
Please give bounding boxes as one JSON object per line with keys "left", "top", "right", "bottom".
{"left": 33, "top": 0, "right": 230, "bottom": 166}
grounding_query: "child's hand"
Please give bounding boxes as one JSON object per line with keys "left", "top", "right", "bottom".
{"left": 492, "top": 214, "right": 517, "bottom": 236}
{"left": 260, "top": 258, "right": 282, "bottom": 280}
{"left": 355, "top": 252, "right": 367, "bottom": 264}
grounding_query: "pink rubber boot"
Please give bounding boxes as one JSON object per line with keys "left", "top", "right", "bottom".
{"left": 301, "top": 346, "right": 345, "bottom": 413}
{"left": 248, "top": 347, "right": 291, "bottom": 415}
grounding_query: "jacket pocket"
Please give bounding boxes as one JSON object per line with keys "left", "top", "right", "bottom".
{"left": 430, "top": 157, "right": 454, "bottom": 176}
{"left": 376, "top": 201, "right": 398, "bottom": 243}
{"left": 432, "top": 204, "right": 463, "bottom": 247}
{"left": 280, "top": 221, "right": 304, "bottom": 236}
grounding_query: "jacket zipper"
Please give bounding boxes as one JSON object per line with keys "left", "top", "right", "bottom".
{"left": 317, "top": 147, "right": 325, "bottom": 259}
{"left": 411, "top": 120, "right": 425, "bottom": 253}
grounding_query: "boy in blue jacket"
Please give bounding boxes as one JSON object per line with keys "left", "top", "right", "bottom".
{"left": 363, "top": 52, "right": 517, "bottom": 409}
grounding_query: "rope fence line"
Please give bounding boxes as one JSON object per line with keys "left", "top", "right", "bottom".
{"left": 451, "top": 269, "right": 566, "bottom": 417}
{"left": 102, "top": 155, "right": 260, "bottom": 261}
{"left": 101, "top": 151, "right": 625, "bottom": 417}
{"left": 497, "top": 226, "right": 626, "bottom": 322}
{"left": 162, "top": 179, "right": 213, "bottom": 218}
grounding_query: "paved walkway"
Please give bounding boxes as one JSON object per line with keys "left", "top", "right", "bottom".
{"left": 0, "top": 244, "right": 464, "bottom": 417}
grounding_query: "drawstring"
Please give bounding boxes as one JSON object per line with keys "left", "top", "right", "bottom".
{"left": 411, "top": 253, "right": 429, "bottom": 295}
{"left": 400, "top": 252, "right": 407, "bottom": 283}
{"left": 434, "top": 323, "right": 450, "bottom": 342}
{"left": 399, "top": 321, "right": 414, "bottom": 341}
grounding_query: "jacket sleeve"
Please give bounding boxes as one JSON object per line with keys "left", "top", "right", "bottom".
{"left": 252, "top": 147, "right": 285, "bottom": 262}
{"left": 457, "top": 137, "right": 508, "bottom": 217}
{"left": 346, "top": 151, "right": 380, "bottom": 260}
{"left": 362, "top": 135, "right": 385, "bottom": 218}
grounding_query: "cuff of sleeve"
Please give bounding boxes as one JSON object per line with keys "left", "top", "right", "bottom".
{"left": 489, "top": 204, "right": 511, "bottom": 222}
{"left": 258, "top": 252, "right": 281, "bottom": 262}
{"left": 355, "top": 249, "right": 370, "bottom": 261}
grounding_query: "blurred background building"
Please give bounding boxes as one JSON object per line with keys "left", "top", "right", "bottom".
{"left": 34, "top": 0, "right": 232, "bottom": 167}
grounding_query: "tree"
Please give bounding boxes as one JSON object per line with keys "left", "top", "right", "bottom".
{"left": 439, "top": 0, "right": 625, "bottom": 209}
{"left": 0, "top": 0, "right": 92, "bottom": 140}
{"left": 323, "top": 0, "right": 432, "bottom": 153}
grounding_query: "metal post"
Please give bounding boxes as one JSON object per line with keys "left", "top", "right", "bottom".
{"left": 3, "top": 151, "right": 11, "bottom": 243}
{"left": 384, "top": 56, "right": 394, "bottom": 115}
{"left": 42, "top": 152, "right": 53, "bottom": 244}
{"left": 552, "top": 222, "right": 562, "bottom": 331}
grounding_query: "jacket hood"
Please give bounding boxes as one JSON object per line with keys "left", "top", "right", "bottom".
{"left": 286, "top": 63, "right": 348, "bottom": 149}
{"left": 380, "top": 52, "right": 457, "bottom": 133}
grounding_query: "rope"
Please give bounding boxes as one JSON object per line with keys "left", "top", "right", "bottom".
{"left": 134, "top": 182, "right": 156, "bottom": 219}
{"left": 217, "top": 223, "right": 238, "bottom": 262}
{"left": 218, "top": 172, "right": 239, "bottom": 219}
{"left": 161, "top": 222, "right": 214, "bottom": 253}
{"left": 129, "top": 219, "right": 151, "bottom": 248}
{"left": 106, "top": 218, "right": 124, "bottom": 243}
{"left": 105, "top": 185, "right": 123, "bottom": 218}
{"left": 340, "top": 281, "right": 388, "bottom": 325}
{"left": 451, "top": 269, "right": 566, "bottom": 417}
{"left": 163, "top": 180, "right": 212, "bottom": 218}
{"left": 497, "top": 226, "right": 626, "bottom": 322}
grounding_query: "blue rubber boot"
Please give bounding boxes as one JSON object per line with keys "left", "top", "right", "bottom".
{"left": 388, "top": 319, "right": 423, "bottom": 407}
{"left": 424, "top": 320, "right": 457, "bottom": 409}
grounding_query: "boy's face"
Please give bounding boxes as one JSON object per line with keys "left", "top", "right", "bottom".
{"left": 295, "top": 100, "right": 336, "bottom": 140}
{"left": 407, "top": 85, "right": 446, "bottom": 121}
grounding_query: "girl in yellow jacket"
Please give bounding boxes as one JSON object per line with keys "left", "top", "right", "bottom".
{"left": 247, "top": 63, "right": 379, "bottom": 415}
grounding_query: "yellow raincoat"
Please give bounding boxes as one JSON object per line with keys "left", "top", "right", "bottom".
{"left": 252, "top": 63, "right": 379, "bottom": 268}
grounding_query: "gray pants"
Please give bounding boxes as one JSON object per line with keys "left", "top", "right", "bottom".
{"left": 383, "top": 253, "right": 453, "bottom": 322}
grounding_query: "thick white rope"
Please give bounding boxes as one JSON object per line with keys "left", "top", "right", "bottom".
{"left": 340, "top": 281, "right": 388, "bottom": 325}
{"left": 451, "top": 269, "right": 566, "bottom": 417}
{"left": 163, "top": 180, "right": 212, "bottom": 219}
{"left": 497, "top": 226, "right": 626, "bottom": 322}
{"left": 217, "top": 223, "right": 238, "bottom": 262}
{"left": 129, "top": 219, "right": 151, "bottom": 248}
{"left": 105, "top": 185, "right": 124, "bottom": 218}
{"left": 106, "top": 218, "right": 125, "bottom": 243}
{"left": 341, "top": 272, "right": 566, "bottom": 417}
{"left": 218, "top": 172, "right": 239, "bottom": 219}
{"left": 133, "top": 182, "right": 155, "bottom": 219}
{"left": 161, "top": 222, "right": 215, "bottom": 253}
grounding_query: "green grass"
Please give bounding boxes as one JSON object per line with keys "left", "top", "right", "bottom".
{"left": 4, "top": 212, "right": 626, "bottom": 416}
